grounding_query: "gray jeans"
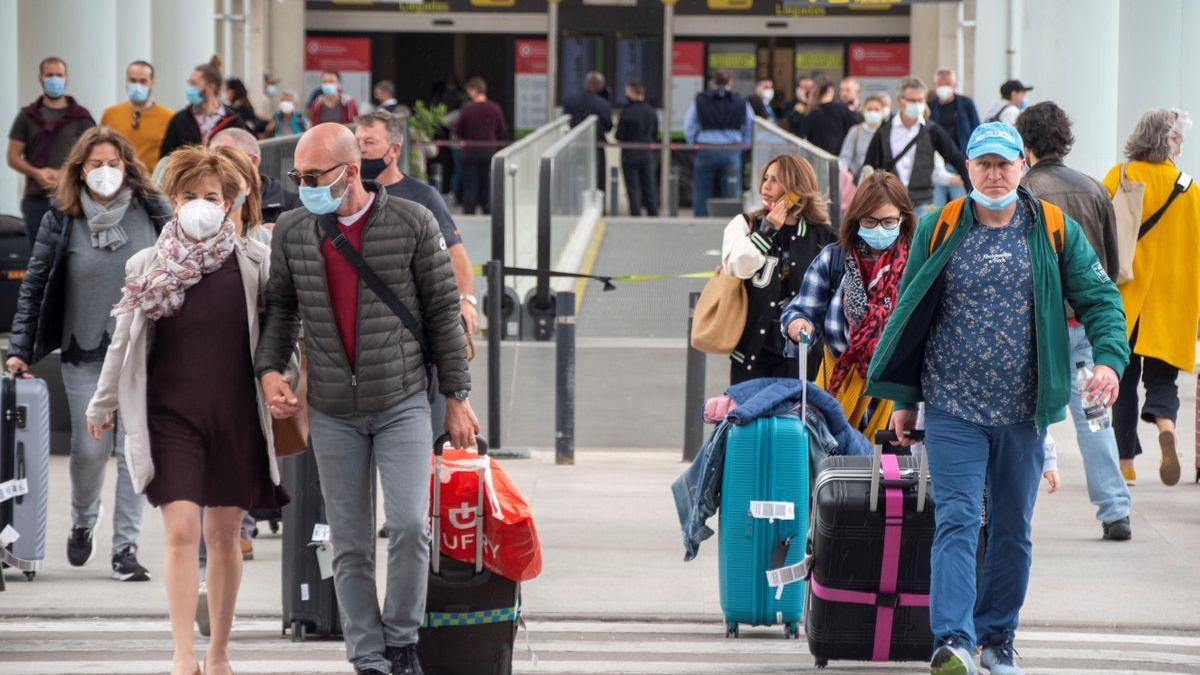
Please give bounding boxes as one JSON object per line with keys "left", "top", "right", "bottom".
{"left": 309, "top": 392, "right": 432, "bottom": 672}
{"left": 61, "top": 361, "right": 145, "bottom": 555}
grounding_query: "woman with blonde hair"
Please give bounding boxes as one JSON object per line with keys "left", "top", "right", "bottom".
{"left": 7, "top": 126, "right": 169, "bottom": 581}
{"left": 781, "top": 170, "right": 917, "bottom": 438}
{"left": 1103, "top": 107, "right": 1200, "bottom": 485}
{"left": 86, "top": 146, "right": 288, "bottom": 675}
{"left": 721, "top": 153, "right": 837, "bottom": 383}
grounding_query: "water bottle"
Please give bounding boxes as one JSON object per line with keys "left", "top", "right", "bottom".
{"left": 1076, "top": 361, "right": 1111, "bottom": 432}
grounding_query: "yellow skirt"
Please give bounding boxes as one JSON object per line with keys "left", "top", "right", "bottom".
{"left": 816, "top": 347, "right": 893, "bottom": 441}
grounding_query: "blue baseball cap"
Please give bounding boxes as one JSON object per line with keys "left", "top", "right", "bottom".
{"left": 966, "top": 122, "right": 1024, "bottom": 161}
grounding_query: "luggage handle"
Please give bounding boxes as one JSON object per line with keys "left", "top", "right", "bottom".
{"left": 431, "top": 434, "right": 489, "bottom": 577}
{"left": 870, "top": 430, "right": 930, "bottom": 514}
{"left": 797, "top": 332, "right": 809, "bottom": 428}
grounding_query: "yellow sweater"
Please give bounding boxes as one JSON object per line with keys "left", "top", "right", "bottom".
{"left": 1103, "top": 160, "right": 1200, "bottom": 371}
{"left": 100, "top": 101, "right": 173, "bottom": 172}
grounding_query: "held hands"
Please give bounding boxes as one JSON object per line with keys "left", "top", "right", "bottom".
{"left": 445, "top": 397, "right": 481, "bottom": 450}
{"left": 786, "top": 318, "right": 813, "bottom": 344}
{"left": 261, "top": 371, "right": 300, "bottom": 419}
{"left": 88, "top": 414, "right": 114, "bottom": 440}
{"left": 888, "top": 409, "right": 919, "bottom": 447}
{"left": 1086, "top": 365, "right": 1120, "bottom": 407}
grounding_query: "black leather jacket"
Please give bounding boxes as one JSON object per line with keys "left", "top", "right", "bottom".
{"left": 8, "top": 192, "right": 171, "bottom": 364}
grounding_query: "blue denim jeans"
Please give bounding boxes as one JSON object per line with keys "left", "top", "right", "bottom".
{"left": 924, "top": 405, "right": 1042, "bottom": 647}
{"left": 1065, "top": 324, "right": 1131, "bottom": 524}
{"left": 692, "top": 150, "right": 740, "bottom": 217}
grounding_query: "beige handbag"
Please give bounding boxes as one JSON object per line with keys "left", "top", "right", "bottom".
{"left": 1110, "top": 163, "right": 1144, "bottom": 284}
{"left": 690, "top": 265, "right": 748, "bottom": 354}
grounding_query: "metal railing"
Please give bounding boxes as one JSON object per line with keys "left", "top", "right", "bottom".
{"left": 488, "top": 116, "right": 571, "bottom": 303}
{"left": 751, "top": 117, "right": 841, "bottom": 227}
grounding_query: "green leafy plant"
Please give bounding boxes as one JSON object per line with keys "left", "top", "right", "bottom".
{"left": 410, "top": 100, "right": 448, "bottom": 141}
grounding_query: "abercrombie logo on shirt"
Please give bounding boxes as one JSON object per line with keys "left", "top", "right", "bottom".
{"left": 981, "top": 251, "right": 1013, "bottom": 266}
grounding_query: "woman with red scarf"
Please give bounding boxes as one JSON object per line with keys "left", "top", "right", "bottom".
{"left": 781, "top": 170, "right": 916, "bottom": 437}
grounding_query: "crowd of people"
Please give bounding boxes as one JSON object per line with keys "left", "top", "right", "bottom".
{"left": 5, "top": 52, "right": 484, "bottom": 675}
{"left": 719, "top": 69, "right": 1199, "bottom": 672}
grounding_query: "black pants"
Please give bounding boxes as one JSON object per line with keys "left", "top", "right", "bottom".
{"left": 21, "top": 195, "right": 51, "bottom": 249}
{"left": 622, "top": 159, "right": 658, "bottom": 216}
{"left": 1113, "top": 349, "right": 1180, "bottom": 460}
{"left": 460, "top": 156, "right": 492, "bottom": 215}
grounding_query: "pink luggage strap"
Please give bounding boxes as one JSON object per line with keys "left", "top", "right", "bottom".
{"left": 807, "top": 453, "right": 928, "bottom": 661}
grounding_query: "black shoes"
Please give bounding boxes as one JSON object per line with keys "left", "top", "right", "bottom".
{"left": 111, "top": 545, "right": 151, "bottom": 581}
{"left": 386, "top": 644, "right": 425, "bottom": 675}
{"left": 66, "top": 525, "right": 96, "bottom": 567}
{"left": 1102, "top": 516, "right": 1132, "bottom": 541}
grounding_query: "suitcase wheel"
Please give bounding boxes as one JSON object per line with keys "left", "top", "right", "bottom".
{"left": 269, "top": 519, "right": 281, "bottom": 535}
{"left": 784, "top": 622, "right": 799, "bottom": 639}
{"left": 290, "top": 620, "right": 307, "bottom": 642}
{"left": 724, "top": 623, "right": 738, "bottom": 638}
{"left": 23, "top": 571, "right": 35, "bottom": 581}
{"left": 815, "top": 658, "right": 828, "bottom": 669}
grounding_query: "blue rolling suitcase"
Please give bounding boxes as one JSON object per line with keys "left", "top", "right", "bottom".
{"left": 717, "top": 339, "right": 810, "bottom": 638}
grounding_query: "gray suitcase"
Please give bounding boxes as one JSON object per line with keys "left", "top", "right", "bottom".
{"left": 0, "top": 373, "right": 51, "bottom": 584}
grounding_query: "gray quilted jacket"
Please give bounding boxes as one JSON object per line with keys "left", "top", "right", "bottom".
{"left": 254, "top": 183, "right": 469, "bottom": 416}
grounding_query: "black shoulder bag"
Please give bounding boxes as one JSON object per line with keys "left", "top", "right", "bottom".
{"left": 316, "top": 213, "right": 438, "bottom": 401}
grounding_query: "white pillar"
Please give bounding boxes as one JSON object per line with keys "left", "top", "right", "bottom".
{"left": 18, "top": 0, "right": 120, "bottom": 116}
{"left": 267, "top": 0, "right": 305, "bottom": 102}
{"left": 151, "top": 1, "right": 217, "bottom": 111}
{"left": 116, "top": 0, "right": 153, "bottom": 97}
{"left": 0, "top": 0, "right": 20, "bottom": 216}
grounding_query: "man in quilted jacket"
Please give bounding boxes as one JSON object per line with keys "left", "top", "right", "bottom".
{"left": 255, "top": 123, "right": 478, "bottom": 675}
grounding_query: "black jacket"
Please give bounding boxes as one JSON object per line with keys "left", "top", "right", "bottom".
{"left": 159, "top": 103, "right": 249, "bottom": 159}
{"left": 863, "top": 120, "right": 971, "bottom": 205}
{"left": 615, "top": 101, "right": 659, "bottom": 164}
{"left": 8, "top": 192, "right": 171, "bottom": 364}
{"left": 563, "top": 91, "right": 613, "bottom": 140}
{"left": 260, "top": 174, "right": 302, "bottom": 225}
{"left": 804, "top": 101, "right": 860, "bottom": 156}
{"left": 255, "top": 184, "right": 469, "bottom": 416}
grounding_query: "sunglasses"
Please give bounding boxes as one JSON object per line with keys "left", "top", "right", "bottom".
{"left": 860, "top": 216, "right": 902, "bottom": 229}
{"left": 288, "top": 163, "right": 346, "bottom": 188}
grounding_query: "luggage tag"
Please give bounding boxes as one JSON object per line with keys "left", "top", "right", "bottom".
{"left": 749, "top": 501, "right": 795, "bottom": 523}
{"left": 766, "top": 558, "right": 809, "bottom": 600}
{"left": 0, "top": 524, "right": 19, "bottom": 546}
{"left": 0, "top": 478, "right": 27, "bottom": 503}
{"left": 309, "top": 524, "right": 334, "bottom": 580}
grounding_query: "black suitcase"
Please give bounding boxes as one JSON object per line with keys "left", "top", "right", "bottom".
{"left": 804, "top": 430, "right": 934, "bottom": 667}
{"left": 0, "top": 216, "right": 28, "bottom": 334}
{"left": 417, "top": 435, "right": 519, "bottom": 675}
{"left": 281, "top": 448, "right": 369, "bottom": 641}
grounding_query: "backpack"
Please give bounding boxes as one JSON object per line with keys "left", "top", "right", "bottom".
{"left": 929, "top": 197, "right": 1065, "bottom": 257}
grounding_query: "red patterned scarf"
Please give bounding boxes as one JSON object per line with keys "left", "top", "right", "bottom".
{"left": 828, "top": 239, "right": 909, "bottom": 393}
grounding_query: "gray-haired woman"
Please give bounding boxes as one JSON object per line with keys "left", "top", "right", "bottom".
{"left": 1102, "top": 108, "right": 1200, "bottom": 486}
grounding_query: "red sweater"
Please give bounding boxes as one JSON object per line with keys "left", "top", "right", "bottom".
{"left": 321, "top": 199, "right": 374, "bottom": 371}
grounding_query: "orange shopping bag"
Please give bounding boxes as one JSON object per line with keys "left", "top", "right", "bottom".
{"left": 430, "top": 444, "right": 543, "bottom": 583}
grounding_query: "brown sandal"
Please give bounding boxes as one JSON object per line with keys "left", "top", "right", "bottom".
{"left": 1159, "top": 430, "right": 1180, "bottom": 486}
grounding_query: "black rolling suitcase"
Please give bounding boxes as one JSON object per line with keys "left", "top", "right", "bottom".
{"left": 417, "top": 435, "right": 519, "bottom": 675}
{"left": 804, "top": 430, "right": 935, "bottom": 667}
{"left": 0, "top": 215, "right": 28, "bottom": 333}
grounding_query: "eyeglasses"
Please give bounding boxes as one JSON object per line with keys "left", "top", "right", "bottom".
{"left": 288, "top": 163, "right": 346, "bottom": 188}
{"left": 859, "top": 216, "right": 902, "bottom": 229}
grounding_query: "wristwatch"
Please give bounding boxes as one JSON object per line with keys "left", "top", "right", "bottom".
{"left": 451, "top": 389, "right": 470, "bottom": 401}
{"left": 460, "top": 294, "right": 478, "bottom": 306}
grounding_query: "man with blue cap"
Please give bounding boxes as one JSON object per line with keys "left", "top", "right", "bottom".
{"left": 864, "top": 122, "right": 1130, "bottom": 675}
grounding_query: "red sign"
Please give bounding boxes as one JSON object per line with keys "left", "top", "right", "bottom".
{"left": 848, "top": 42, "right": 910, "bottom": 78}
{"left": 515, "top": 39, "right": 548, "bottom": 75}
{"left": 305, "top": 36, "right": 371, "bottom": 72}
{"left": 673, "top": 42, "right": 705, "bottom": 77}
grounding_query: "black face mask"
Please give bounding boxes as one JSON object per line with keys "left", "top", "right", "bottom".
{"left": 360, "top": 153, "right": 393, "bottom": 181}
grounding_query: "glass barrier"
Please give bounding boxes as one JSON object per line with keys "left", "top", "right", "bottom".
{"left": 750, "top": 117, "right": 841, "bottom": 227}
{"left": 535, "top": 115, "right": 601, "bottom": 304}
{"left": 490, "top": 116, "right": 571, "bottom": 298}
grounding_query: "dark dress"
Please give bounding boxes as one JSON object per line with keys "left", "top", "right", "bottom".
{"left": 144, "top": 254, "right": 288, "bottom": 509}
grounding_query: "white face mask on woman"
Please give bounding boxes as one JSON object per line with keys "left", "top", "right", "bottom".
{"left": 177, "top": 199, "right": 226, "bottom": 240}
{"left": 85, "top": 166, "right": 124, "bottom": 198}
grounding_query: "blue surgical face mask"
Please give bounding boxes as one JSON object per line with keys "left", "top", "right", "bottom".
{"left": 859, "top": 224, "right": 901, "bottom": 250}
{"left": 127, "top": 83, "right": 150, "bottom": 104}
{"left": 266, "top": 83, "right": 280, "bottom": 97}
{"left": 42, "top": 76, "right": 66, "bottom": 99}
{"left": 321, "top": 83, "right": 338, "bottom": 97}
{"left": 185, "top": 84, "right": 204, "bottom": 106}
{"left": 970, "top": 188, "right": 1019, "bottom": 211}
{"left": 298, "top": 166, "right": 348, "bottom": 215}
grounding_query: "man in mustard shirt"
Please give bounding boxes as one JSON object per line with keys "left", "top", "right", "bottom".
{"left": 101, "top": 60, "right": 173, "bottom": 173}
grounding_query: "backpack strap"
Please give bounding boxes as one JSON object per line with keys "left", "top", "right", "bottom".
{"left": 1039, "top": 199, "right": 1065, "bottom": 256}
{"left": 928, "top": 197, "right": 967, "bottom": 254}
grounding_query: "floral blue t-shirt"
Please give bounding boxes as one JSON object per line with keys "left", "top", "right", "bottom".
{"left": 922, "top": 200, "right": 1037, "bottom": 425}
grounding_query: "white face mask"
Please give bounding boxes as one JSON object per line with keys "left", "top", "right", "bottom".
{"left": 904, "top": 101, "right": 924, "bottom": 121}
{"left": 279, "top": 100, "right": 295, "bottom": 115}
{"left": 936, "top": 85, "right": 954, "bottom": 101}
{"left": 177, "top": 199, "right": 226, "bottom": 240}
{"left": 85, "top": 165, "right": 124, "bottom": 198}
{"left": 762, "top": 88, "right": 774, "bottom": 103}
{"left": 863, "top": 111, "right": 884, "bottom": 127}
